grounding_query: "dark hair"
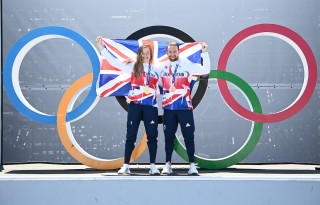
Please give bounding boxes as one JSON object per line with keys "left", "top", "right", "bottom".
{"left": 166, "top": 42, "right": 180, "bottom": 51}
{"left": 133, "top": 44, "right": 153, "bottom": 79}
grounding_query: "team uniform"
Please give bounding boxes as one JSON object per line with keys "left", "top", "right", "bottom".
{"left": 100, "top": 49, "right": 160, "bottom": 165}
{"left": 159, "top": 52, "right": 210, "bottom": 163}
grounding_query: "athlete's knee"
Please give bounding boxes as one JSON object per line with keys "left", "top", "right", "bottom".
{"left": 125, "top": 134, "right": 137, "bottom": 144}
{"left": 183, "top": 134, "right": 195, "bottom": 144}
{"left": 147, "top": 136, "right": 158, "bottom": 144}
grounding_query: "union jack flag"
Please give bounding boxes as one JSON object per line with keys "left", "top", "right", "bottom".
{"left": 96, "top": 38, "right": 203, "bottom": 97}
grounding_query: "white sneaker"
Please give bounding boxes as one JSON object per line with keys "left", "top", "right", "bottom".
{"left": 161, "top": 163, "right": 173, "bottom": 175}
{"left": 118, "top": 164, "right": 130, "bottom": 175}
{"left": 188, "top": 163, "right": 198, "bottom": 175}
{"left": 149, "top": 164, "right": 160, "bottom": 175}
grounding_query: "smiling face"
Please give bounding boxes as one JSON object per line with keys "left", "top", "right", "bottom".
{"left": 166, "top": 44, "right": 179, "bottom": 62}
{"left": 141, "top": 47, "right": 152, "bottom": 63}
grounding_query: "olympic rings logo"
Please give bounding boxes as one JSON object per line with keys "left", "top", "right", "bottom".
{"left": 3, "top": 24, "right": 317, "bottom": 170}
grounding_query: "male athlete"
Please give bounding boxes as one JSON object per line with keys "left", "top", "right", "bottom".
{"left": 160, "top": 42, "right": 209, "bottom": 175}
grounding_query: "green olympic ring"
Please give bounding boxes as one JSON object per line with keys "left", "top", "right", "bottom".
{"left": 174, "top": 70, "right": 263, "bottom": 169}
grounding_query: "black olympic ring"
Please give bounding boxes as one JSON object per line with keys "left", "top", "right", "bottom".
{"left": 115, "top": 25, "right": 209, "bottom": 124}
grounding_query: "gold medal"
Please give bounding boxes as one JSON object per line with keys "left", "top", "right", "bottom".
{"left": 169, "top": 86, "right": 176, "bottom": 93}
{"left": 144, "top": 87, "right": 150, "bottom": 95}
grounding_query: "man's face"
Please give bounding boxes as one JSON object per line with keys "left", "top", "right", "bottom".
{"left": 166, "top": 45, "right": 179, "bottom": 62}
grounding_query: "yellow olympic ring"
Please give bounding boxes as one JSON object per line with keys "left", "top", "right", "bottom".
{"left": 57, "top": 73, "right": 148, "bottom": 170}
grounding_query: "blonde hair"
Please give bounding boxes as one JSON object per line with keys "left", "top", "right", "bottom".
{"left": 166, "top": 42, "right": 179, "bottom": 51}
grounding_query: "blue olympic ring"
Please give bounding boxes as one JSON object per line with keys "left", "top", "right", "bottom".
{"left": 3, "top": 25, "right": 318, "bottom": 170}
{"left": 3, "top": 26, "right": 100, "bottom": 124}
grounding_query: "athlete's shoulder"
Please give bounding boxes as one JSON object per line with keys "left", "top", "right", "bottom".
{"left": 179, "top": 57, "right": 192, "bottom": 65}
{"left": 157, "top": 61, "right": 169, "bottom": 68}
{"left": 151, "top": 63, "right": 162, "bottom": 75}
{"left": 157, "top": 61, "right": 170, "bottom": 72}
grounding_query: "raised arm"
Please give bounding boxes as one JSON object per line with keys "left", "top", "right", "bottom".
{"left": 187, "top": 42, "right": 210, "bottom": 76}
{"left": 96, "top": 36, "right": 105, "bottom": 51}
{"left": 96, "top": 36, "right": 133, "bottom": 73}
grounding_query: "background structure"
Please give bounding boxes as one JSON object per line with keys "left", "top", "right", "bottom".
{"left": 1, "top": 0, "right": 320, "bottom": 165}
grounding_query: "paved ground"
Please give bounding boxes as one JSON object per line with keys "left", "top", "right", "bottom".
{"left": 1, "top": 163, "right": 320, "bottom": 180}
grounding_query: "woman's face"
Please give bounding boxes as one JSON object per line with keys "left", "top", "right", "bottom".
{"left": 141, "top": 47, "right": 151, "bottom": 63}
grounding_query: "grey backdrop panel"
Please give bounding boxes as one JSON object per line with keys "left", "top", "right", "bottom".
{"left": 2, "top": 0, "right": 320, "bottom": 164}
{"left": 1, "top": 0, "right": 3, "bottom": 168}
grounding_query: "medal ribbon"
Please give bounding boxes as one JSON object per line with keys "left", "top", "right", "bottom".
{"left": 169, "top": 63, "right": 179, "bottom": 86}
{"left": 144, "top": 64, "right": 152, "bottom": 87}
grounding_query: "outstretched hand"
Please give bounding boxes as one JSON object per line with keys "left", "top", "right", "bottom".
{"left": 201, "top": 42, "right": 208, "bottom": 53}
{"left": 96, "top": 36, "right": 104, "bottom": 51}
{"left": 123, "top": 58, "right": 134, "bottom": 65}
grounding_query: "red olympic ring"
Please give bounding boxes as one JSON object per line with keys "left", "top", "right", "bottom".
{"left": 4, "top": 24, "right": 318, "bottom": 169}
{"left": 217, "top": 24, "right": 317, "bottom": 123}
